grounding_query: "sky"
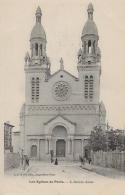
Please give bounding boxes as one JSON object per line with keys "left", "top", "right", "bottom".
{"left": 0, "top": 0, "right": 125, "bottom": 130}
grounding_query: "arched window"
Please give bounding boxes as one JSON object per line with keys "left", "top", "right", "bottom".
{"left": 31, "top": 145, "right": 37, "bottom": 157}
{"left": 40, "top": 44, "right": 42, "bottom": 56}
{"left": 35, "top": 43, "right": 38, "bottom": 56}
{"left": 31, "top": 77, "right": 35, "bottom": 102}
{"left": 31, "top": 77, "right": 40, "bottom": 103}
{"left": 89, "top": 75, "right": 94, "bottom": 99}
{"left": 36, "top": 77, "right": 39, "bottom": 102}
{"left": 88, "top": 40, "right": 92, "bottom": 54}
{"left": 36, "top": 16, "right": 41, "bottom": 23}
{"left": 84, "top": 75, "right": 89, "bottom": 99}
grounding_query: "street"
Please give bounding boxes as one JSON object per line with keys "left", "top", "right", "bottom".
{"left": 5, "top": 160, "right": 114, "bottom": 182}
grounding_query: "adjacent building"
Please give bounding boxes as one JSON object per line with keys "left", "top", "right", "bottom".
{"left": 4, "top": 121, "right": 14, "bottom": 152}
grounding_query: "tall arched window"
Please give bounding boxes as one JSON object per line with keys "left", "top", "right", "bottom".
{"left": 36, "top": 77, "right": 40, "bottom": 102}
{"left": 31, "top": 77, "right": 40, "bottom": 103}
{"left": 40, "top": 44, "right": 42, "bottom": 56}
{"left": 84, "top": 75, "right": 89, "bottom": 99}
{"left": 88, "top": 40, "right": 92, "bottom": 54}
{"left": 31, "top": 77, "right": 35, "bottom": 102}
{"left": 35, "top": 43, "right": 38, "bottom": 56}
{"left": 89, "top": 75, "right": 94, "bottom": 100}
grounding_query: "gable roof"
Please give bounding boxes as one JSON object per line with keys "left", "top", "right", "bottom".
{"left": 44, "top": 114, "right": 76, "bottom": 126}
{"left": 49, "top": 69, "right": 78, "bottom": 81}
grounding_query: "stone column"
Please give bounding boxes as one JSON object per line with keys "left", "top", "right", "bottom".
{"left": 32, "top": 44, "right": 35, "bottom": 57}
{"left": 86, "top": 42, "right": 88, "bottom": 54}
{"left": 47, "top": 136, "right": 51, "bottom": 154}
{"left": 67, "top": 138, "right": 70, "bottom": 154}
{"left": 45, "top": 139, "right": 49, "bottom": 154}
{"left": 37, "top": 139, "right": 40, "bottom": 160}
{"left": 38, "top": 44, "right": 40, "bottom": 57}
{"left": 54, "top": 139, "right": 57, "bottom": 157}
{"left": 71, "top": 138, "right": 74, "bottom": 159}
{"left": 70, "top": 139, "right": 72, "bottom": 154}
{"left": 31, "top": 44, "right": 33, "bottom": 57}
{"left": 91, "top": 40, "right": 94, "bottom": 54}
{"left": 48, "top": 139, "right": 49, "bottom": 154}
{"left": 81, "top": 139, "right": 84, "bottom": 157}
{"left": 84, "top": 41, "right": 86, "bottom": 54}
{"left": 48, "top": 138, "right": 51, "bottom": 152}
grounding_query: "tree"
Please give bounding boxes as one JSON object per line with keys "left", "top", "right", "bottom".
{"left": 106, "top": 129, "right": 125, "bottom": 151}
{"left": 106, "top": 129, "right": 117, "bottom": 151}
{"left": 90, "top": 126, "right": 125, "bottom": 152}
{"left": 90, "top": 126, "right": 107, "bottom": 151}
{"left": 115, "top": 130, "right": 125, "bottom": 151}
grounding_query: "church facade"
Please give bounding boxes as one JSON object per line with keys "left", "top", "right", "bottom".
{"left": 20, "top": 3, "right": 106, "bottom": 161}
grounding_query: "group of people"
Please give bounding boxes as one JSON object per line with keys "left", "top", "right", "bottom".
{"left": 51, "top": 157, "right": 58, "bottom": 165}
{"left": 79, "top": 155, "right": 92, "bottom": 165}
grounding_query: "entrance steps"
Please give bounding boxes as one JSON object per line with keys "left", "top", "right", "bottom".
{"left": 30, "top": 159, "right": 80, "bottom": 167}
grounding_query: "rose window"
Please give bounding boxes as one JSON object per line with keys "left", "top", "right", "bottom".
{"left": 53, "top": 81, "right": 71, "bottom": 100}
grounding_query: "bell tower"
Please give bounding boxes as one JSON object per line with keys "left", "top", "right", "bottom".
{"left": 29, "top": 6, "right": 48, "bottom": 65}
{"left": 77, "top": 3, "right": 101, "bottom": 104}
{"left": 24, "top": 6, "right": 51, "bottom": 104}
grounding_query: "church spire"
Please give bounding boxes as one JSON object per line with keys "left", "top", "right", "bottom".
{"left": 87, "top": 2, "right": 94, "bottom": 20}
{"left": 36, "top": 6, "right": 42, "bottom": 23}
{"left": 77, "top": 3, "right": 100, "bottom": 66}
{"left": 25, "top": 6, "right": 51, "bottom": 80}
{"left": 29, "top": 6, "right": 47, "bottom": 63}
{"left": 60, "top": 58, "right": 64, "bottom": 70}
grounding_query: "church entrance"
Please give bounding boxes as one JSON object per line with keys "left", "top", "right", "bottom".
{"left": 52, "top": 125, "right": 67, "bottom": 158}
{"left": 56, "top": 139, "right": 66, "bottom": 157}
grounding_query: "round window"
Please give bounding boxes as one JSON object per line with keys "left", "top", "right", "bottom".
{"left": 53, "top": 81, "right": 71, "bottom": 101}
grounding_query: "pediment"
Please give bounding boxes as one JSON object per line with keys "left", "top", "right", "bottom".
{"left": 49, "top": 69, "right": 78, "bottom": 81}
{"left": 44, "top": 114, "right": 76, "bottom": 126}
{"left": 44, "top": 114, "right": 76, "bottom": 135}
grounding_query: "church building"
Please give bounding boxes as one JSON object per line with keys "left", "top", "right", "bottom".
{"left": 20, "top": 3, "right": 106, "bottom": 160}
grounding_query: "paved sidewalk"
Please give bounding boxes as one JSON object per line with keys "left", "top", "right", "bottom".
{"left": 81, "top": 163, "right": 125, "bottom": 179}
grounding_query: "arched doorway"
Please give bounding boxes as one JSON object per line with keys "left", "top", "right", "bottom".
{"left": 56, "top": 139, "right": 66, "bottom": 157}
{"left": 31, "top": 145, "right": 37, "bottom": 157}
{"left": 52, "top": 125, "right": 67, "bottom": 158}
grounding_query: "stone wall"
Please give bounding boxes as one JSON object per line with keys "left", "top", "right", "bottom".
{"left": 4, "top": 152, "right": 20, "bottom": 171}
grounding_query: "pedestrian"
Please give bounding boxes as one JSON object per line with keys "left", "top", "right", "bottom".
{"left": 88, "top": 157, "right": 92, "bottom": 164}
{"left": 50, "top": 150, "right": 54, "bottom": 163}
{"left": 51, "top": 158, "right": 54, "bottom": 163}
{"left": 23, "top": 155, "right": 26, "bottom": 170}
{"left": 20, "top": 150, "right": 24, "bottom": 169}
{"left": 26, "top": 156, "right": 29, "bottom": 166}
{"left": 54, "top": 158, "right": 58, "bottom": 165}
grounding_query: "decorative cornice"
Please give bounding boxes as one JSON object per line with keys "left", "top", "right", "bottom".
{"left": 26, "top": 104, "right": 99, "bottom": 114}
{"left": 77, "top": 64, "right": 100, "bottom": 71}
